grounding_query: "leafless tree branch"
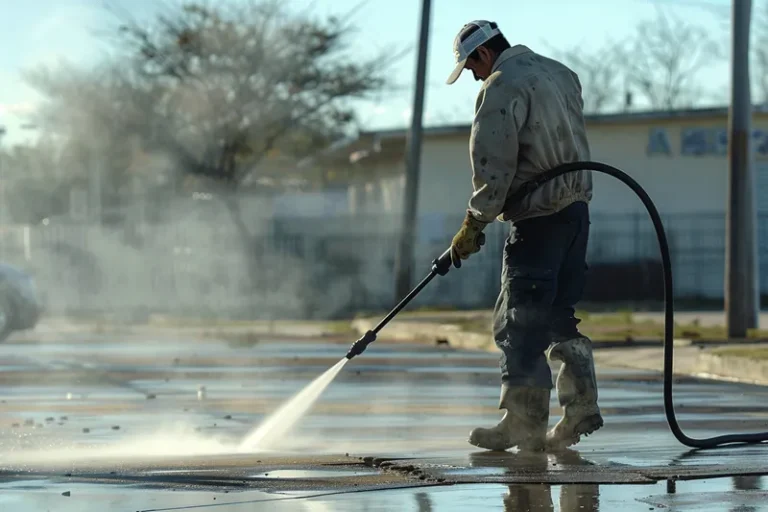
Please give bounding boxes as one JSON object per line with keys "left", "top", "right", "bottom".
{"left": 547, "top": 42, "right": 626, "bottom": 114}
{"left": 622, "top": 8, "right": 725, "bottom": 110}
{"left": 25, "top": 0, "right": 403, "bottom": 189}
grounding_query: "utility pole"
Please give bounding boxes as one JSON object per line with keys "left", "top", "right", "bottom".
{"left": 726, "top": 0, "right": 758, "bottom": 338}
{"left": 394, "top": 0, "right": 431, "bottom": 300}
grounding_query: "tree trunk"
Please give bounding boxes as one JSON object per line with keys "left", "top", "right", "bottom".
{"left": 221, "top": 193, "right": 264, "bottom": 316}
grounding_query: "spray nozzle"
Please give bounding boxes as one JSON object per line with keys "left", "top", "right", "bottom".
{"left": 345, "top": 330, "right": 377, "bottom": 359}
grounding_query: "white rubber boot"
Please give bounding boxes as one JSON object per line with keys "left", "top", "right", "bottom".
{"left": 468, "top": 385, "right": 550, "bottom": 452}
{"left": 546, "top": 336, "right": 603, "bottom": 450}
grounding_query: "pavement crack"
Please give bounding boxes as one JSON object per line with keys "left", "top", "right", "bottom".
{"left": 360, "top": 456, "right": 450, "bottom": 484}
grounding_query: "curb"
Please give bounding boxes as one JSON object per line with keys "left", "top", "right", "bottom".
{"left": 350, "top": 319, "right": 494, "bottom": 352}
{"left": 15, "top": 320, "right": 349, "bottom": 343}
{"left": 692, "top": 352, "right": 768, "bottom": 386}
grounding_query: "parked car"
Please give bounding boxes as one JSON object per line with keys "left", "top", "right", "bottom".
{"left": 0, "top": 264, "right": 42, "bottom": 342}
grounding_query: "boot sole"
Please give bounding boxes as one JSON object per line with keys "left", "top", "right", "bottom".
{"left": 547, "top": 414, "right": 604, "bottom": 450}
{"left": 468, "top": 433, "right": 545, "bottom": 452}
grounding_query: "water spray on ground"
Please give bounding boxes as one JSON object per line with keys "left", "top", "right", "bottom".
{"left": 238, "top": 358, "right": 348, "bottom": 452}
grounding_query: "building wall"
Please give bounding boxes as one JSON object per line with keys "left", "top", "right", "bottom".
{"left": 410, "top": 115, "right": 768, "bottom": 220}
{"left": 354, "top": 113, "right": 768, "bottom": 301}
{"left": 587, "top": 116, "right": 768, "bottom": 216}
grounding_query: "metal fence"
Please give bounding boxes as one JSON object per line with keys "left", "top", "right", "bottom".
{"left": 0, "top": 210, "right": 764, "bottom": 320}
{"left": 408, "top": 211, "right": 767, "bottom": 311}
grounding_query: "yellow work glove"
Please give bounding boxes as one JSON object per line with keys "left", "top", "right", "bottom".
{"left": 450, "top": 211, "right": 489, "bottom": 268}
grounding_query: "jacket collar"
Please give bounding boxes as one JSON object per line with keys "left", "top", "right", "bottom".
{"left": 491, "top": 45, "right": 533, "bottom": 73}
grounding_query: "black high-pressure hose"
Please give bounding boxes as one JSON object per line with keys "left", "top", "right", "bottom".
{"left": 346, "top": 160, "right": 768, "bottom": 449}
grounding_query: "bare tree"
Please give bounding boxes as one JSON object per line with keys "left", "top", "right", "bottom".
{"left": 103, "top": 1, "right": 395, "bottom": 185}
{"left": 24, "top": 0, "right": 399, "bottom": 292}
{"left": 548, "top": 42, "right": 626, "bottom": 114}
{"left": 623, "top": 9, "right": 724, "bottom": 110}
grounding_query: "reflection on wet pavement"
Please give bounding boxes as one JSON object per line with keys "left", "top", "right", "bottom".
{"left": 2, "top": 477, "right": 767, "bottom": 511}
{"left": 1, "top": 332, "right": 768, "bottom": 510}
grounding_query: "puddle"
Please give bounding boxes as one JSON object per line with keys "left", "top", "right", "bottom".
{"left": 639, "top": 476, "right": 768, "bottom": 511}
{"left": 1, "top": 469, "right": 766, "bottom": 511}
{"left": 0, "top": 480, "right": 294, "bottom": 512}
{"left": 251, "top": 469, "right": 378, "bottom": 479}
{"left": 441, "top": 467, "right": 501, "bottom": 476}
{"left": 677, "top": 475, "right": 766, "bottom": 492}
{"left": 313, "top": 478, "right": 768, "bottom": 512}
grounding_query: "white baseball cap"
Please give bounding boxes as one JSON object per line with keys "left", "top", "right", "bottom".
{"left": 446, "top": 20, "right": 502, "bottom": 85}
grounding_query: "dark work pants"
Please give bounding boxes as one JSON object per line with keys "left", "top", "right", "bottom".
{"left": 492, "top": 200, "right": 590, "bottom": 390}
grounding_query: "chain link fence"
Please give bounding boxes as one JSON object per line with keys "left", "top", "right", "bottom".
{"left": 0, "top": 210, "right": 763, "bottom": 320}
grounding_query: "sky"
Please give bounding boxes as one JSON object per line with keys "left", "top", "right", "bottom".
{"left": 0, "top": 0, "right": 737, "bottom": 146}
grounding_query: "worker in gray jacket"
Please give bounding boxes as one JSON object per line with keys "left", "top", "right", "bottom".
{"left": 447, "top": 20, "right": 602, "bottom": 452}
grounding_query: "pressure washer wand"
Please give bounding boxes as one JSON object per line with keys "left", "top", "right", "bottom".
{"left": 345, "top": 247, "right": 454, "bottom": 359}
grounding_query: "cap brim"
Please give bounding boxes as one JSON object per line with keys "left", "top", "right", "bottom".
{"left": 446, "top": 59, "right": 467, "bottom": 85}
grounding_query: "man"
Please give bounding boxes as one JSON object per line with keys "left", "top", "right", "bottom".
{"left": 446, "top": 20, "right": 602, "bottom": 452}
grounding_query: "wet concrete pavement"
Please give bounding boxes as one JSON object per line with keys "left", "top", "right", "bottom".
{"left": 1, "top": 330, "right": 768, "bottom": 510}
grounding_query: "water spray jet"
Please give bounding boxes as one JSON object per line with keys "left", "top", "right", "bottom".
{"left": 238, "top": 358, "right": 349, "bottom": 452}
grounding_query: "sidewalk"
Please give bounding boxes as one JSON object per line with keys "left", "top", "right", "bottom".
{"left": 18, "top": 316, "right": 353, "bottom": 343}
{"left": 350, "top": 310, "right": 768, "bottom": 386}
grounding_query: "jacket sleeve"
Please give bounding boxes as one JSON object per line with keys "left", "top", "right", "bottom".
{"left": 466, "top": 79, "right": 527, "bottom": 223}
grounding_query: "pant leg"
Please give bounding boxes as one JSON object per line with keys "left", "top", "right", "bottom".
{"left": 492, "top": 209, "right": 578, "bottom": 391}
{"left": 551, "top": 201, "right": 591, "bottom": 342}
{"left": 547, "top": 201, "right": 600, "bottom": 412}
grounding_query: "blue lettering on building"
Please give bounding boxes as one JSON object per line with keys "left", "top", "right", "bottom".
{"left": 647, "top": 127, "right": 768, "bottom": 157}
{"left": 681, "top": 128, "right": 711, "bottom": 156}
{"left": 647, "top": 128, "right": 671, "bottom": 155}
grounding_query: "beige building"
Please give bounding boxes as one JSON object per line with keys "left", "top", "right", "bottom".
{"left": 331, "top": 107, "right": 768, "bottom": 216}
{"left": 317, "top": 107, "right": 768, "bottom": 302}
